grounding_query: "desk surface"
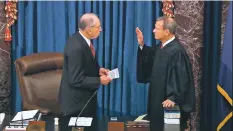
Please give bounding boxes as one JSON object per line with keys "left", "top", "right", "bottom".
{"left": 0, "top": 115, "right": 180, "bottom": 131}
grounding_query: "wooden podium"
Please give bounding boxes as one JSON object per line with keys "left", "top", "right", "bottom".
{"left": 125, "top": 121, "right": 150, "bottom": 131}
{"left": 108, "top": 121, "right": 150, "bottom": 131}
{"left": 72, "top": 127, "right": 84, "bottom": 131}
{"left": 108, "top": 122, "right": 124, "bottom": 131}
{"left": 26, "top": 121, "right": 46, "bottom": 131}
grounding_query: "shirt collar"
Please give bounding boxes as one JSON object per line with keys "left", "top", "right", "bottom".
{"left": 162, "top": 36, "right": 175, "bottom": 47}
{"left": 79, "top": 31, "right": 91, "bottom": 47}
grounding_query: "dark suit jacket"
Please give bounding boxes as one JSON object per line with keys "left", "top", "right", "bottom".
{"left": 58, "top": 32, "right": 100, "bottom": 116}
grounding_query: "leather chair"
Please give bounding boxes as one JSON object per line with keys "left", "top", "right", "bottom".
{"left": 14, "top": 52, "right": 63, "bottom": 116}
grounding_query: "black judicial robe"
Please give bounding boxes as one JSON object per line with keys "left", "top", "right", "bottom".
{"left": 137, "top": 38, "right": 195, "bottom": 124}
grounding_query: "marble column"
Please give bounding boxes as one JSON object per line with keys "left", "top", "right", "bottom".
{"left": 174, "top": 1, "right": 230, "bottom": 130}
{"left": 174, "top": 1, "right": 204, "bottom": 131}
{"left": 0, "top": 2, "right": 11, "bottom": 113}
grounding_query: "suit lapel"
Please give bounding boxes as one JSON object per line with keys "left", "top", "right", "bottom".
{"left": 76, "top": 33, "right": 97, "bottom": 65}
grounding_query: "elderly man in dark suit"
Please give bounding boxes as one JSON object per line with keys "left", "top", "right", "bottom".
{"left": 58, "top": 13, "right": 112, "bottom": 130}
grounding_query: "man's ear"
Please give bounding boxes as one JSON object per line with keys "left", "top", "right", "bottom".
{"left": 86, "top": 28, "right": 91, "bottom": 35}
{"left": 165, "top": 29, "right": 170, "bottom": 36}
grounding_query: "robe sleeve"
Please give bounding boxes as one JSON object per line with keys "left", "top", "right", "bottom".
{"left": 166, "top": 51, "right": 195, "bottom": 112}
{"left": 137, "top": 44, "right": 156, "bottom": 83}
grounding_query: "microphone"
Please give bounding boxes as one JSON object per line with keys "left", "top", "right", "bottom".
{"left": 37, "top": 113, "right": 42, "bottom": 121}
{"left": 74, "top": 90, "right": 98, "bottom": 128}
{"left": 21, "top": 111, "right": 23, "bottom": 128}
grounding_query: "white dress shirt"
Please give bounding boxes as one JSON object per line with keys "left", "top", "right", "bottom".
{"left": 162, "top": 36, "right": 175, "bottom": 48}
{"left": 79, "top": 31, "right": 91, "bottom": 47}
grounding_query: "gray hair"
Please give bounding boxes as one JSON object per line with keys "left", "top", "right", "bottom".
{"left": 156, "top": 16, "right": 177, "bottom": 34}
{"left": 78, "top": 13, "right": 98, "bottom": 30}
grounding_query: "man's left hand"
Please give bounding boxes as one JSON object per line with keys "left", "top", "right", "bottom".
{"left": 99, "top": 68, "right": 110, "bottom": 76}
{"left": 162, "top": 99, "right": 175, "bottom": 108}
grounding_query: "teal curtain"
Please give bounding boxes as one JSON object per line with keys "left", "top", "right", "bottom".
{"left": 11, "top": 1, "right": 162, "bottom": 116}
{"left": 201, "top": 1, "right": 223, "bottom": 130}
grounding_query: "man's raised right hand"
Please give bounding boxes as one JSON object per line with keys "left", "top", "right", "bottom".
{"left": 135, "top": 27, "right": 144, "bottom": 46}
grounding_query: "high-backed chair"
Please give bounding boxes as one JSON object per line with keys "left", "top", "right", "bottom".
{"left": 14, "top": 52, "right": 63, "bottom": 115}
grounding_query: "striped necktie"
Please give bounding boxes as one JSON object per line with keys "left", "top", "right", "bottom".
{"left": 90, "top": 42, "right": 95, "bottom": 57}
{"left": 161, "top": 43, "right": 164, "bottom": 49}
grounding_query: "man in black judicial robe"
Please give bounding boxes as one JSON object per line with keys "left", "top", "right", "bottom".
{"left": 136, "top": 16, "right": 195, "bottom": 131}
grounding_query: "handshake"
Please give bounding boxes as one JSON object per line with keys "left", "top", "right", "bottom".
{"left": 99, "top": 68, "right": 112, "bottom": 85}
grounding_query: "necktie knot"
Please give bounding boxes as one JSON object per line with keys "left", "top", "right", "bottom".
{"left": 90, "top": 42, "right": 95, "bottom": 57}
{"left": 161, "top": 44, "right": 163, "bottom": 49}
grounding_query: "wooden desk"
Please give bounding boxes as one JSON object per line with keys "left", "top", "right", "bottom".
{"left": 0, "top": 115, "right": 180, "bottom": 131}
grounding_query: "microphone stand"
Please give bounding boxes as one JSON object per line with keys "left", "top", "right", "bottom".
{"left": 21, "top": 111, "right": 23, "bottom": 128}
{"left": 72, "top": 90, "right": 97, "bottom": 131}
{"left": 4, "top": 111, "right": 26, "bottom": 131}
{"left": 8, "top": 109, "right": 11, "bottom": 128}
